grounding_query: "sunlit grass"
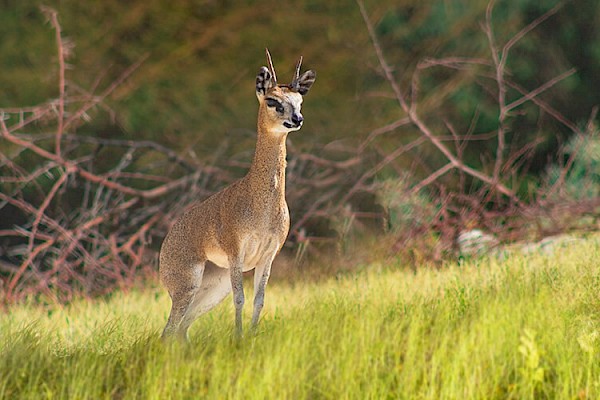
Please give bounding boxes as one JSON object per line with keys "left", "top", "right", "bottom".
{"left": 1, "top": 238, "right": 600, "bottom": 399}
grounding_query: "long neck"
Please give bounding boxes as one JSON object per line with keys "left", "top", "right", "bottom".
{"left": 247, "top": 110, "right": 287, "bottom": 196}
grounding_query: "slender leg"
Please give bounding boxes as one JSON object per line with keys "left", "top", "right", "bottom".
{"left": 161, "top": 261, "right": 205, "bottom": 342}
{"left": 162, "top": 287, "right": 197, "bottom": 341}
{"left": 252, "top": 261, "right": 273, "bottom": 328}
{"left": 230, "top": 257, "right": 245, "bottom": 337}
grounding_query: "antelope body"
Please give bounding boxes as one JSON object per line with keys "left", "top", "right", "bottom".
{"left": 159, "top": 50, "right": 316, "bottom": 340}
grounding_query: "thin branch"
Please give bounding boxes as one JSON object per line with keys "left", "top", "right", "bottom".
{"left": 505, "top": 78, "right": 580, "bottom": 134}
{"left": 359, "top": 117, "right": 410, "bottom": 152}
{"left": 40, "top": 6, "right": 66, "bottom": 157}
{"left": 63, "top": 53, "right": 149, "bottom": 132}
{"left": 484, "top": 0, "right": 507, "bottom": 185}
{"left": 418, "top": 57, "right": 493, "bottom": 69}
{"left": 6, "top": 240, "right": 55, "bottom": 301}
{"left": 356, "top": 0, "right": 409, "bottom": 112}
{"left": 505, "top": 68, "right": 576, "bottom": 112}
{"left": 2, "top": 118, "right": 199, "bottom": 199}
{"left": 339, "top": 136, "right": 427, "bottom": 207}
{"left": 412, "top": 163, "right": 454, "bottom": 193}
{"left": 501, "top": 2, "right": 564, "bottom": 62}
{"left": 26, "top": 169, "right": 69, "bottom": 258}
{"left": 485, "top": 1, "right": 565, "bottom": 185}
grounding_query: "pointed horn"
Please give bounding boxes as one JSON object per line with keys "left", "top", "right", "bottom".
{"left": 292, "top": 56, "right": 303, "bottom": 89}
{"left": 265, "top": 48, "right": 277, "bottom": 84}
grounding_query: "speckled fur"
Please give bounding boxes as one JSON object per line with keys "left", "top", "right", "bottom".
{"left": 159, "top": 51, "right": 315, "bottom": 340}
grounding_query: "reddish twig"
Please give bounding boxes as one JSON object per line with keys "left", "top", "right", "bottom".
{"left": 39, "top": 6, "right": 70, "bottom": 158}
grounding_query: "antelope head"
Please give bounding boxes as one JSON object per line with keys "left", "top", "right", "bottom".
{"left": 255, "top": 49, "right": 316, "bottom": 134}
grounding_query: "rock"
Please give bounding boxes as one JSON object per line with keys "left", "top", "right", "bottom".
{"left": 457, "top": 229, "right": 500, "bottom": 257}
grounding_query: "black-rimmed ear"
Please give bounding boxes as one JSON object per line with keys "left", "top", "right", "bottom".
{"left": 296, "top": 70, "right": 316, "bottom": 96}
{"left": 256, "top": 66, "right": 276, "bottom": 98}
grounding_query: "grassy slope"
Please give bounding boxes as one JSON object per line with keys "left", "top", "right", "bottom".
{"left": 1, "top": 239, "right": 600, "bottom": 399}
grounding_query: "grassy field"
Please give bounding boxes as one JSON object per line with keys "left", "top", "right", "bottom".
{"left": 1, "top": 239, "right": 600, "bottom": 399}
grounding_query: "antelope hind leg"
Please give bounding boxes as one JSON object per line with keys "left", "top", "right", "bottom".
{"left": 162, "top": 262, "right": 232, "bottom": 341}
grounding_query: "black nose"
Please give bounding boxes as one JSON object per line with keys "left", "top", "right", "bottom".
{"left": 291, "top": 113, "right": 303, "bottom": 125}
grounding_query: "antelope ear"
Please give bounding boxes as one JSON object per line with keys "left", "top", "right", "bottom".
{"left": 256, "top": 66, "right": 275, "bottom": 98}
{"left": 296, "top": 70, "right": 316, "bottom": 96}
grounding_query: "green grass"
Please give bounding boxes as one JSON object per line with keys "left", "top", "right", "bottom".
{"left": 2, "top": 239, "right": 600, "bottom": 399}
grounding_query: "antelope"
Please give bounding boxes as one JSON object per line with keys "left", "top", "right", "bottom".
{"left": 159, "top": 49, "right": 316, "bottom": 340}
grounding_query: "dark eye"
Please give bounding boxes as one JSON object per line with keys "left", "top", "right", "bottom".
{"left": 266, "top": 98, "right": 284, "bottom": 114}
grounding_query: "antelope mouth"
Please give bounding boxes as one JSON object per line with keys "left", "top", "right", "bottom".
{"left": 283, "top": 121, "right": 302, "bottom": 129}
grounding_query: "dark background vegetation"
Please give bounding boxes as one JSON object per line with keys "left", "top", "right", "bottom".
{"left": 1, "top": 0, "right": 599, "bottom": 302}
{"left": 2, "top": 1, "right": 599, "bottom": 157}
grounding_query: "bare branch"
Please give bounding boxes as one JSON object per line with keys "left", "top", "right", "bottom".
{"left": 63, "top": 53, "right": 149, "bottom": 132}
{"left": 505, "top": 68, "right": 576, "bottom": 112}
{"left": 501, "top": 2, "right": 564, "bottom": 62}
{"left": 356, "top": 0, "right": 409, "bottom": 112}
{"left": 483, "top": 0, "right": 507, "bottom": 185}
{"left": 412, "top": 163, "right": 454, "bottom": 194}
{"left": 359, "top": 117, "right": 410, "bottom": 152}
{"left": 26, "top": 169, "right": 69, "bottom": 258}
{"left": 40, "top": 6, "right": 66, "bottom": 157}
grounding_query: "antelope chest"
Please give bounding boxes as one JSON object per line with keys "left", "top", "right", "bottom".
{"left": 240, "top": 233, "right": 282, "bottom": 271}
{"left": 203, "top": 184, "right": 290, "bottom": 271}
{"left": 240, "top": 203, "right": 289, "bottom": 271}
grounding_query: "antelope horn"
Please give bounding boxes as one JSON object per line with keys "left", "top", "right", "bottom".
{"left": 265, "top": 48, "right": 277, "bottom": 85}
{"left": 291, "top": 56, "right": 303, "bottom": 90}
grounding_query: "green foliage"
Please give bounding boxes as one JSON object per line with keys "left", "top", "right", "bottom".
{"left": 518, "top": 329, "right": 546, "bottom": 396}
{"left": 546, "top": 132, "right": 600, "bottom": 200}
{"left": 2, "top": 238, "right": 600, "bottom": 398}
{"left": 377, "top": 177, "right": 438, "bottom": 233}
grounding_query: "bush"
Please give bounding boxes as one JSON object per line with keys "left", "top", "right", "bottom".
{"left": 546, "top": 129, "right": 600, "bottom": 201}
